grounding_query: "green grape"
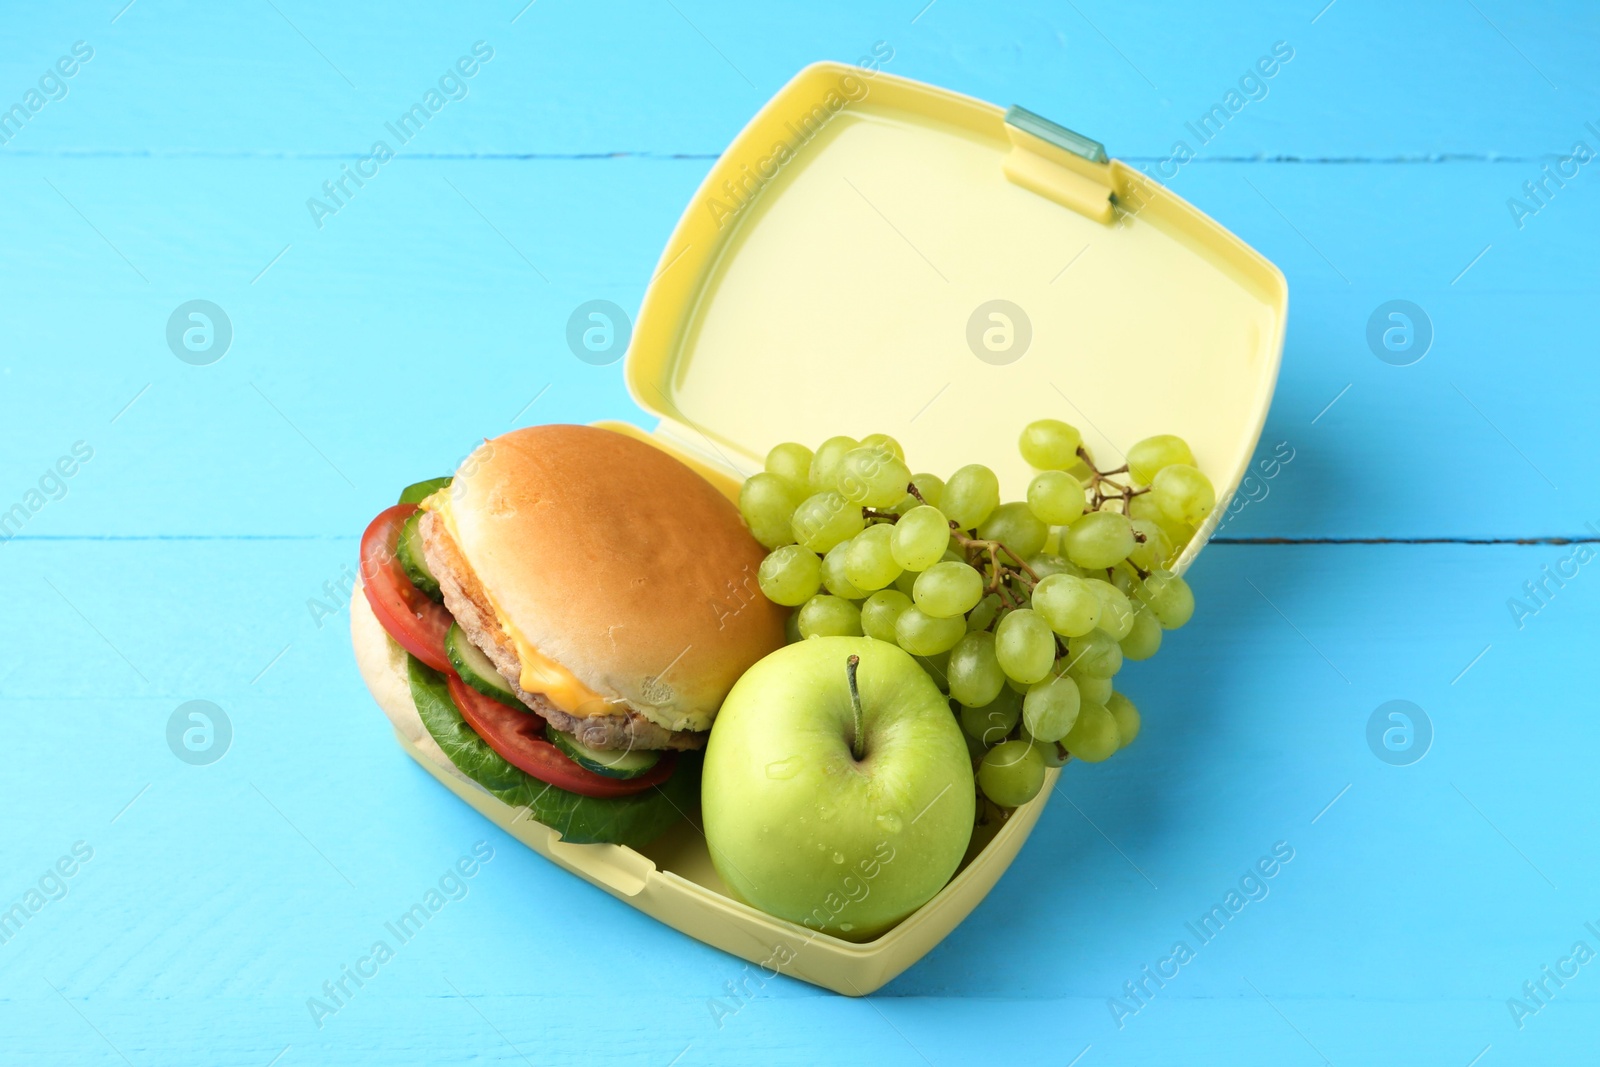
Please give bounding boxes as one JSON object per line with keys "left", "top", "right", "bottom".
{"left": 1006, "top": 673, "right": 1031, "bottom": 695}
{"left": 978, "top": 740, "right": 1046, "bottom": 807}
{"left": 942, "top": 464, "right": 1000, "bottom": 529}
{"left": 764, "top": 441, "right": 814, "bottom": 491}
{"left": 948, "top": 631, "right": 1006, "bottom": 708}
{"left": 960, "top": 689, "right": 1021, "bottom": 746}
{"left": 791, "top": 491, "right": 865, "bottom": 553}
{"left": 838, "top": 446, "right": 913, "bottom": 509}
{"left": 1031, "top": 573, "right": 1101, "bottom": 637}
{"left": 892, "top": 568, "right": 919, "bottom": 597}
{"left": 1120, "top": 609, "right": 1163, "bottom": 660}
{"left": 1150, "top": 464, "right": 1216, "bottom": 526}
{"left": 808, "top": 435, "right": 858, "bottom": 492}
{"left": 1127, "top": 491, "right": 1161, "bottom": 523}
{"left": 913, "top": 560, "right": 984, "bottom": 619}
{"left": 1107, "top": 691, "right": 1141, "bottom": 746}
{"left": 1026, "top": 470, "right": 1088, "bottom": 525}
{"left": 908, "top": 473, "right": 945, "bottom": 508}
{"left": 995, "top": 608, "right": 1056, "bottom": 685}
{"left": 1063, "top": 702, "right": 1119, "bottom": 762}
{"left": 757, "top": 545, "right": 822, "bottom": 606}
{"left": 1087, "top": 579, "right": 1135, "bottom": 641}
{"left": 1070, "top": 669, "right": 1113, "bottom": 705}
{"left": 1026, "top": 552, "right": 1084, "bottom": 580}
{"left": 1020, "top": 725, "right": 1068, "bottom": 767}
{"left": 1169, "top": 521, "right": 1196, "bottom": 551}
{"left": 783, "top": 609, "right": 802, "bottom": 644}
{"left": 1018, "top": 419, "right": 1083, "bottom": 470}
{"left": 738, "top": 472, "right": 804, "bottom": 549}
{"left": 1128, "top": 491, "right": 1193, "bottom": 549}
{"left": 913, "top": 649, "right": 951, "bottom": 691}
{"left": 1062, "top": 510, "right": 1137, "bottom": 569}
{"left": 1109, "top": 563, "right": 1141, "bottom": 597}
{"left": 1066, "top": 630, "right": 1123, "bottom": 678}
{"left": 859, "top": 588, "right": 912, "bottom": 643}
{"left": 1142, "top": 570, "right": 1195, "bottom": 629}
{"left": 892, "top": 505, "right": 952, "bottom": 572}
{"left": 1023, "top": 672, "right": 1081, "bottom": 743}
{"left": 857, "top": 432, "right": 905, "bottom": 464}
{"left": 962, "top": 731, "right": 989, "bottom": 761}
{"left": 797, "top": 595, "right": 862, "bottom": 639}
{"left": 966, "top": 592, "right": 1002, "bottom": 632}
{"left": 895, "top": 605, "right": 967, "bottom": 656}
{"left": 892, "top": 473, "right": 947, "bottom": 514}
{"left": 979, "top": 501, "right": 1048, "bottom": 563}
{"left": 844, "top": 522, "right": 902, "bottom": 592}
{"left": 1127, "top": 518, "right": 1173, "bottom": 571}
{"left": 821, "top": 541, "right": 867, "bottom": 600}
{"left": 1127, "top": 434, "right": 1195, "bottom": 486}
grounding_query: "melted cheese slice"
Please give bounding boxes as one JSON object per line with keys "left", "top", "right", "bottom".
{"left": 505, "top": 631, "right": 621, "bottom": 717}
{"left": 424, "top": 490, "right": 620, "bottom": 718}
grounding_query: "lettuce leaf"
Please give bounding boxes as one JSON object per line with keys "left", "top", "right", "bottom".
{"left": 407, "top": 656, "right": 699, "bottom": 847}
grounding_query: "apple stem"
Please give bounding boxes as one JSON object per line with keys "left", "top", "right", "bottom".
{"left": 846, "top": 654, "right": 865, "bottom": 761}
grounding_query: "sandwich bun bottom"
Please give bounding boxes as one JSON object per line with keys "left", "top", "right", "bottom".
{"left": 349, "top": 582, "right": 477, "bottom": 790}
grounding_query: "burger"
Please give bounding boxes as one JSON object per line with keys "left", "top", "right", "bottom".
{"left": 351, "top": 424, "right": 787, "bottom": 847}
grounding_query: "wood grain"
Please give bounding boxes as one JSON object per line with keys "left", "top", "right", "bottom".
{"left": 3, "top": 1, "right": 1597, "bottom": 1064}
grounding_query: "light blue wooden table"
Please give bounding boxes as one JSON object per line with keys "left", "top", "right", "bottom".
{"left": 4, "top": 2, "right": 1598, "bottom": 1064}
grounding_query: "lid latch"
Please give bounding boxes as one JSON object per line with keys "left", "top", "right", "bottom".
{"left": 1001, "top": 105, "right": 1115, "bottom": 223}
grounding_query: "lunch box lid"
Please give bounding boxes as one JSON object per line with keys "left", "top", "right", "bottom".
{"left": 625, "top": 61, "right": 1288, "bottom": 569}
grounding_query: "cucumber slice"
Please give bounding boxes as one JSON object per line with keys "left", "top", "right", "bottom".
{"left": 398, "top": 476, "right": 452, "bottom": 505}
{"left": 396, "top": 512, "right": 443, "bottom": 602}
{"left": 444, "top": 624, "right": 523, "bottom": 708}
{"left": 547, "top": 726, "right": 663, "bottom": 780}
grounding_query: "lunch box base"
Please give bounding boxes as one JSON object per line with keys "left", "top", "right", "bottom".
{"left": 395, "top": 728, "right": 1057, "bottom": 996}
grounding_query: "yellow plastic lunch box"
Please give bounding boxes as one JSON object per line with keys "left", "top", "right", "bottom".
{"left": 394, "top": 61, "right": 1287, "bottom": 995}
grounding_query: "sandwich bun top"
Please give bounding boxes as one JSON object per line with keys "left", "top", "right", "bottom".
{"left": 435, "top": 424, "right": 786, "bottom": 733}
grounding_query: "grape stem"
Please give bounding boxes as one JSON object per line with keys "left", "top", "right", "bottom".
{"left": 1076, "top": 445, "right": 1152, "bottom": 513}
{"left": 877, "top": 479, "right": 1149, "bottom": 618}
{"left": 898, "top": 480, "right": 1045, "bottom": 605}
{"left": 846, "top": 654, "right": 866, "bottom": 761}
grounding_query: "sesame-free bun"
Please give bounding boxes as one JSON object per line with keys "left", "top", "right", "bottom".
{"left": 442, "top": 424, "right": 786, "bottom": 733}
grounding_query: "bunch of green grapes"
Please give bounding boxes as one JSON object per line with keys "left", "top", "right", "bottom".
{"left": 738, "top": 422, "right": 1214, "bottom": 814}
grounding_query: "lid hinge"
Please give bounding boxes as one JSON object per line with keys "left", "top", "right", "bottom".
{"left": 1001, "top": 105, "right": 1115, "bottom": 223}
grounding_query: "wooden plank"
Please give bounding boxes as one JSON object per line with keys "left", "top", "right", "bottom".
{"left": 4, "top": 1, "right": 1595, "bottom": 158}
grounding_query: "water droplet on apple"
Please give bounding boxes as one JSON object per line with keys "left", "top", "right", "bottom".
{"left": 831, "top": 852, "right": 845, "bottom": 864}
{"left": 764, "top": 757, "right": 800, "bottom": 780}
{"left": 877, "top": 812, "right": 903, "bottom": 834}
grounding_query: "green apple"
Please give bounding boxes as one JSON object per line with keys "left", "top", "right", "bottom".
{"left": 702, "top": 636, "right": 974, "bottom": 940}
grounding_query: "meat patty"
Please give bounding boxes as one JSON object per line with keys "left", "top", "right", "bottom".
{"left": 417, "top": 508, "right": 705, "bottom": 752}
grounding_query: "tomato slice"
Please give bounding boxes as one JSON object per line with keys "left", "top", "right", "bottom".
{"left": 446, "top": 672, "right": 677, "bottom": 799}
{"left": 360, "top": 504, "right": 453, "bottom": 673}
